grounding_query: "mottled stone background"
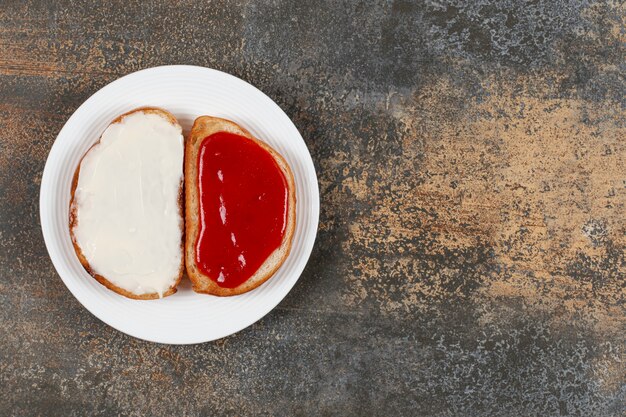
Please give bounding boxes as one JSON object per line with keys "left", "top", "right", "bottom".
{"left": 0, "top": 0, "right": 624, "bottom": 416}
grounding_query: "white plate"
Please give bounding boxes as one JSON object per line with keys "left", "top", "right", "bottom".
{"left": 40, "top": 65, "right": 319, "bottom": 344}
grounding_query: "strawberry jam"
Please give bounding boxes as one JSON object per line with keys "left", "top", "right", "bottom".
{"left": 195, "top": 132, "right": 289, "bottom": 288}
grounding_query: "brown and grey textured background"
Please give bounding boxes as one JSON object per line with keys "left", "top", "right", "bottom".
{"left": 0, "top": 0, "right": 624, "bottom": 416}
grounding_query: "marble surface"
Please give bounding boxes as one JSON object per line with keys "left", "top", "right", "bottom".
{"left": 0, "top": 1, "right": 624, "bottom": 415}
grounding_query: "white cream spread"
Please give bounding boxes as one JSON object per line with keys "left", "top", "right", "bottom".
{"left": 72, "top": 112, "right": 184, "bottom": 297}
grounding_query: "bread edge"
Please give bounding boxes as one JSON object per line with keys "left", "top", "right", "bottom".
{"left": 69, "top": 107, "right": 185, "bottom": 300}
{"left": 184, "top": 116, "right": 297, "bottom": 296}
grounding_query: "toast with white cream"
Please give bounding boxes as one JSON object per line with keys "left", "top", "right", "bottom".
{"left": 70, "top": 108, "right": 185, "bottom": 299}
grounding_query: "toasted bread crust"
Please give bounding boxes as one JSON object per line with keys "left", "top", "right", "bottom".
{"left": 69, "top": 107, "right": 185, "bottom": 300}
{"left": 185, "top": 116, "right": 296, "bottom": 296}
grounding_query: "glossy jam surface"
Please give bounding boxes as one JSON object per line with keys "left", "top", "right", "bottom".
{"left": 196, "top": 132, "right": 288, "bottom": 288}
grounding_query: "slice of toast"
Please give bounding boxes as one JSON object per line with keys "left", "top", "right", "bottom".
{"left": 70, "top": 107, "right": 185, "bottom": 299}
{"left": 185, "top": 116, "right": 296, "bottom": 296}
